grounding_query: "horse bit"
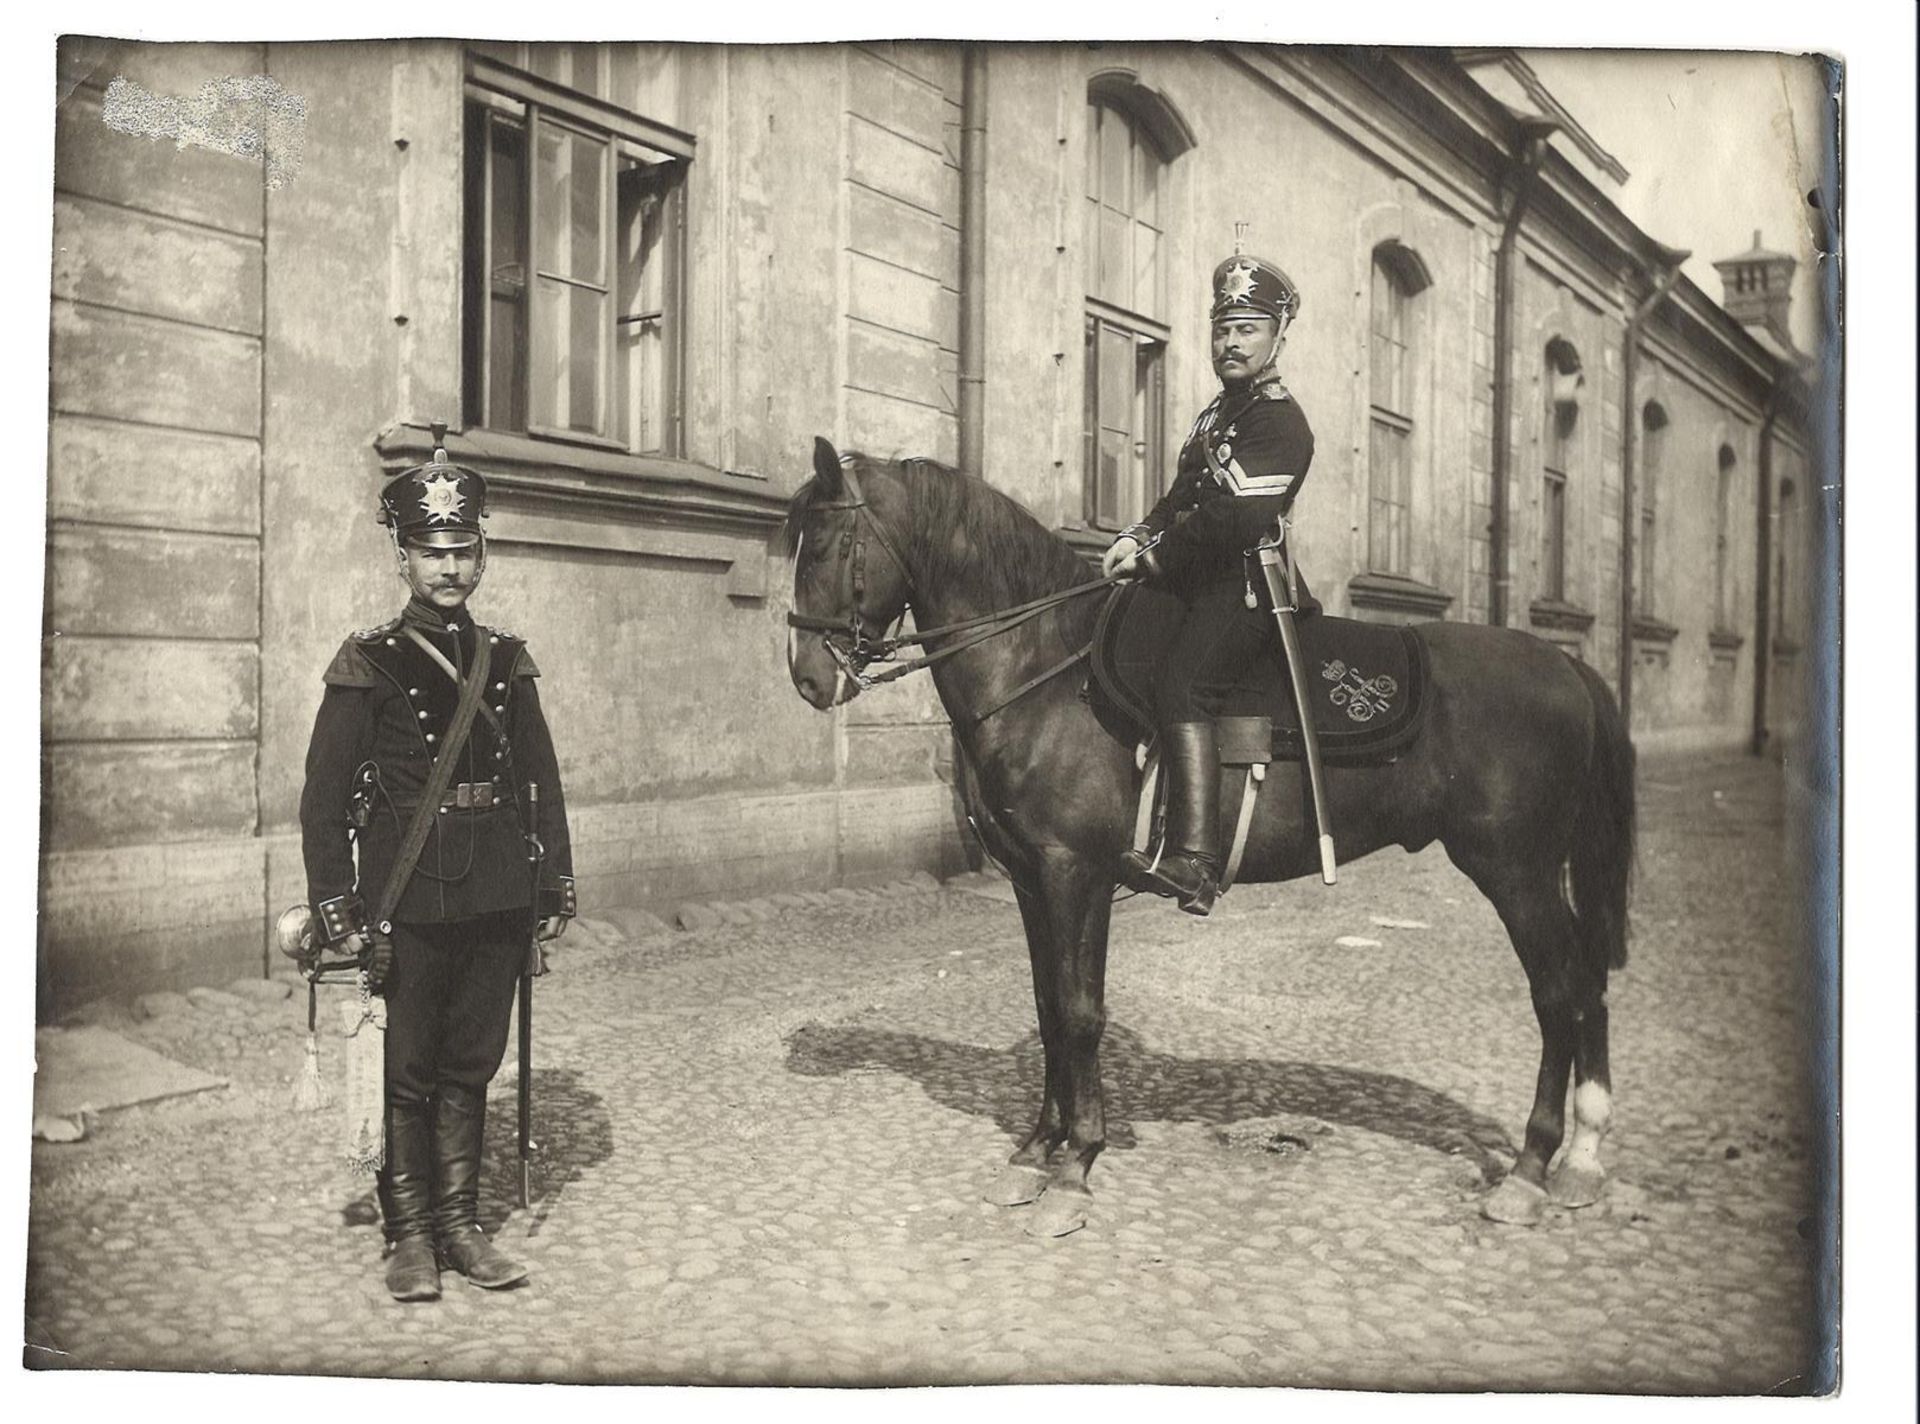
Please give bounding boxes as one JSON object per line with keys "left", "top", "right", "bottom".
{"left": 784, "top": 459, "right": 1120, "bottom": 722}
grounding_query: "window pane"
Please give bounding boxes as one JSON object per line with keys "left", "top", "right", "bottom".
{"left": 1099, "top": 109, "right": 1130, "bottom": 214}
{"left": 1084, "top": 103, "right": 1101, "bottom": 200}
{"left": 1099, "top": 324, "right": 1132, "bottom": 441}
{"left": 616, "top": 159, "right": 677, "bottom": 454}
{"left": 1136, "top": 339, "right": 1164, "bottom": 513}
{"left": 1133, "top": 221, "right": 1159, "bottom": 319}
{"left": 536, "top": 122, "right": 607, "bottom": 286}
{"left": 489, "top": 118, "right": 526, "bottom": 289}
{"left": 1133, "top": 138, "right": 1158, "bottom": 229}
{"left": 1098, "top": 208, "right": 1129, "bottom": 307}
{"left": 532, "top": 277, "right": 607, "bottom": 434}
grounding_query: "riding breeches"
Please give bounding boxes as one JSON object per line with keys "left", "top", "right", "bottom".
{"left": 382, "top": 911, "right": 529, "bottom": 1109}
{"left": 1149, "top": 577, "right": 1280, "bottom": 722}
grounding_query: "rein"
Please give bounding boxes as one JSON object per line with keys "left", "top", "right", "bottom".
{"left": 786, "top": 463, "right": 1123, "bottom": 723}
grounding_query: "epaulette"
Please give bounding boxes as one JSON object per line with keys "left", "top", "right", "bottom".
{"left": 322, "top": 637, "right": 379, "bottom": 688}
{"left": 1258, "top": 381, "right": 1293, "bottom": 402}
{"left": 351, "top": 616, "right": 402, "bottom": 643}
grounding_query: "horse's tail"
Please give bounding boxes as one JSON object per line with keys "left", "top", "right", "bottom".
{"left": 1567, "top": 657, "right": 1636, "bottom": 973}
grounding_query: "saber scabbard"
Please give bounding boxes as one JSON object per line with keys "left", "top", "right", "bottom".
{"left": 518, "top": 781, "right": 541, "bottom": 1209}
{"left": 1255, "top": 525, "right": 1337, "bottom": 885}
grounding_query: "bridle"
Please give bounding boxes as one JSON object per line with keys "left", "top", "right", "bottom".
{"left": 785, "top": 459, "right": 1121, "bottom": 723}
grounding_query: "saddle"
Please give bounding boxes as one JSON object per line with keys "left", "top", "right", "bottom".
{"left": 1089, "top": 584, "right": 1432, "bottom": 893}
{"left": 1088, "top": 583, "right": 1430, "bottom": 764}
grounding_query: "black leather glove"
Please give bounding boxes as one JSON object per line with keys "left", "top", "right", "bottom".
{"left": 362, "top": 929, "right": 396, "bottom": 994}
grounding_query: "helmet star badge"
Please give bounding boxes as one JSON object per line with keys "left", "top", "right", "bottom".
{"left": 418, "top": 473, "right": 467, "bottom": 524}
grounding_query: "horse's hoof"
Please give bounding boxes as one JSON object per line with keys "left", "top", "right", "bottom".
{"left": 1022, "top": 1186, "right": 1090, "bottom": 1238}
{"left": 984, "top": 1164, "right": 1049, "bottom": 1208}
{"left": 1481, "top": 1174, "right": 1549, "bottom": 1226}
{"left": 1548, "top": 1163, "right": 1607, "bottom": 1209}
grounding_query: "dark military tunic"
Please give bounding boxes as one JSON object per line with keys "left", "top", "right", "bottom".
{"left": 1121, "top": 376, "right": 1317, "bottom": 721}
{"left": 299, "top": 597, "right": 572, "bottom": 933}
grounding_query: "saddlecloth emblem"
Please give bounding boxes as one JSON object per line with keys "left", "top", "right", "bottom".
{"left": 1321, "top": 659, "right": 1400, "bottom": 723}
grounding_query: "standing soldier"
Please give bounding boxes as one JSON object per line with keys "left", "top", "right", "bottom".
{"left": 300, "top": 436, "right": 574, "bottom": 1302}
{"left": 1100, "top": 254, "right": 1316, "bottom": 916}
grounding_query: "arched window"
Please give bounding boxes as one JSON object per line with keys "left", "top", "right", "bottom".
{"left": 1083, "top": 95, "right": 1170, "bottom": 530}
{"left": 1636, "top": 402, "right": 1668, "bottom": 618}
{"left": 1715, "top": 444, "right": 1737, "bottom": 628}
{"left": 1366, "top": 242, "right": 1431, "bottom": 574}
{"left": 1540, "top": 338, "right": 1583, "bottom": 602}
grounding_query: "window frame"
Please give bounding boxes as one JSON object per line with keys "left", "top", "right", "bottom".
{"left": 1714, "top": 444, "right": 1738, "bottom": 630}
{"left": 462, "top": 49, "right": 694, "bottom": 459}
{"left": 1365, "top": 246, "right": 1426, "bottom": 576}
{"left": 1539, "top": 339, "right": 1583, "bottom": 605}
{"left": 1081, "top": 95, "right": 1172, "bottom": 534}
{"left": 1636, "top": 402, "right": 1668, "bottom": 620}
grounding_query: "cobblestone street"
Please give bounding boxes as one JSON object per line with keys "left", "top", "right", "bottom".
{"left": 25, "top": 751, "right": 1831, "bottom": 1390}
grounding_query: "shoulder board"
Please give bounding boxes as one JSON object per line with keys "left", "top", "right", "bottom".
{"left": 322, "top": 637, "right": 379, "bottom": 688}
{"left": 351, "top": 616, "right": 402, "bottom": 643}
{"left": 1258, "top": 380, "right": 1292, "bottom": 403}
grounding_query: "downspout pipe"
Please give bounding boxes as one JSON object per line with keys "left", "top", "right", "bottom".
{"left": 957, "top": 44, "right": 988, "bottom": 476}
{"left": 1750, "top": 378, "right": 1786, "bottom": 755}
{"left": 1487, "top": 116, "right": 1557, "bottom": 628}
{"left": 1615, "top": 245, "right": 1688, "bottom": 728}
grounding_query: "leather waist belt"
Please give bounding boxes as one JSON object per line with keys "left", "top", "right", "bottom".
{"left": 391, "top": 782, "right": 505, "bottom": 815}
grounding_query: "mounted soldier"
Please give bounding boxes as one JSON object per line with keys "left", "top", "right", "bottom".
{"left": 299, "top": 434, "right": 574, "bottom": 1302}
{"left": 1100, "top": 253, "right": 1317, "bottom": 916}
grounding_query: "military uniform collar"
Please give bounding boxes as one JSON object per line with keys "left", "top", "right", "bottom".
{"left": 400, "top": 596, "right": 473, "bottom": 634}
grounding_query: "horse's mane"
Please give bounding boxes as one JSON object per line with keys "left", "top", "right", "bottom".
{"left": 782, "top": 452, "right": 1093, "bottom": 609}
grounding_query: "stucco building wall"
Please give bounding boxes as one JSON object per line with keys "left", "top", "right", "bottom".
{"left": 42, "top": 39, "right": 1824, "bottom": 1012}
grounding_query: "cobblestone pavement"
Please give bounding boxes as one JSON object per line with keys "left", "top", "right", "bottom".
{"left": 26, "top": 752, "right": 1831, "bottom": 1390}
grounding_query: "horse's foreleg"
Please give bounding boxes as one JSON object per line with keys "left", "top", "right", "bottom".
{"left": 1471, "top": 865, "right": 1580, "bottom": 1227}
{"left": 986, "top": 883, "right": 1067, "bottom": 1208}
{"left": 1023, "top": 855, "right": 1112, "bottom": 1238}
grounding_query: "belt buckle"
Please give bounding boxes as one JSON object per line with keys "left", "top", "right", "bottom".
{"left": 455, "top": 782, "right": 473, "bottom": 810}
{"left": 474, "top": 782, "right": 494, "bottom": 809}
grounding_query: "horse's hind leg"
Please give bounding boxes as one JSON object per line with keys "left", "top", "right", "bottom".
{"left": 1549, "top": 964, "right": 1613, "bottom": 1208}
{"left": 1460, "top": 857, "right": 1582, "bottom": 1226}
{"left": 985, "top": 883, "right": 1068, "bottom": 1208}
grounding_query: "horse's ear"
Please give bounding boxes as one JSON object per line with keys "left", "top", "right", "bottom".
{"left": 812, "top": 437, "right": 844, "bottom": 499}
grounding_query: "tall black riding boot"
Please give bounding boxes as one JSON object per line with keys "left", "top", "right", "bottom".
{"left": 432, "top": 1084, "right": 528, "bottom": 1289}
{"left": 378, "top": 1099, "right": 441, "bottom": 1302}
{"left": 1119, "top": 721, "right": 1221, "bottom": 916}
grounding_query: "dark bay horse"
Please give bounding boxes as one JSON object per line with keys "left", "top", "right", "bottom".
{"left": 784, "top": 438, "right": 1634, "bottom": 1236}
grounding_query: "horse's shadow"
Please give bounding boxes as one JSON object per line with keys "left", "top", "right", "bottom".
{"left": 339, "top": 1067, "right": 614, "bottom": 1235}
{"left": 784, "top": 1021, "right": 1512, "bottom": 1182}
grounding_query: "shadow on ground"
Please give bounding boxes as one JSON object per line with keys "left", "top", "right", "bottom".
{"left": 336, "top": 1067, "right": 614, "bottom": 1237}
{"left": 785, "top": 1020, "right": 1511, "bottom": 1180}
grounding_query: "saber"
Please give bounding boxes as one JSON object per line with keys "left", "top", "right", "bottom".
{"left": 518, "top": 781, "right": 542, "bottom": 1209}
{"left": 1255, "top": 523, "right": 1337, "bottom": 885}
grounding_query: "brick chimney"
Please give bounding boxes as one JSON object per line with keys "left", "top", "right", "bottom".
{"left": 1712, "top": 230, "right": 1796, "bottom": 346}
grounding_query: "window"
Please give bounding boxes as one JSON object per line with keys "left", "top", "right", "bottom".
{"left": 1082, "top": 97, "right": 1169, "bottom": 531}
{"left": 1540, "top": 339, "right": 1583, "bottom": 603}
{"left": 1715, "top": 445, "right": 1737, "bottom": 628}
{"left": 1636, "top": 403, "right": 1668, "bottom": 618}
{"left": 1366, "top": 244, "right": 1429, "bottom": 574}
{"left": 462, "top": 45, "right": 693, "bottom": 456}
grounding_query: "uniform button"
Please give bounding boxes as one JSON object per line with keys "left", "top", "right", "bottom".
{"left": 426, "top": 734, "right": 437, "bottom": 744}
{"left": 494, "top": 705, "right": 505, "bottom": 715}
{"left": 494, "top": 751, "right": 504, "bottom": 761}
{"left": 386, "top": 638, "right": 397, "bottom": 647}
{"left": 409, "top": 688, "right": 420, "bottom": 697}
{"left": 417, "top": 711, "right": 429, "bottom": 720}
{"left": 489, "top": 636, "right": 499, "bottom": 645}
{"left": 494, "top": 682, "right": 506, "bottom": 691}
